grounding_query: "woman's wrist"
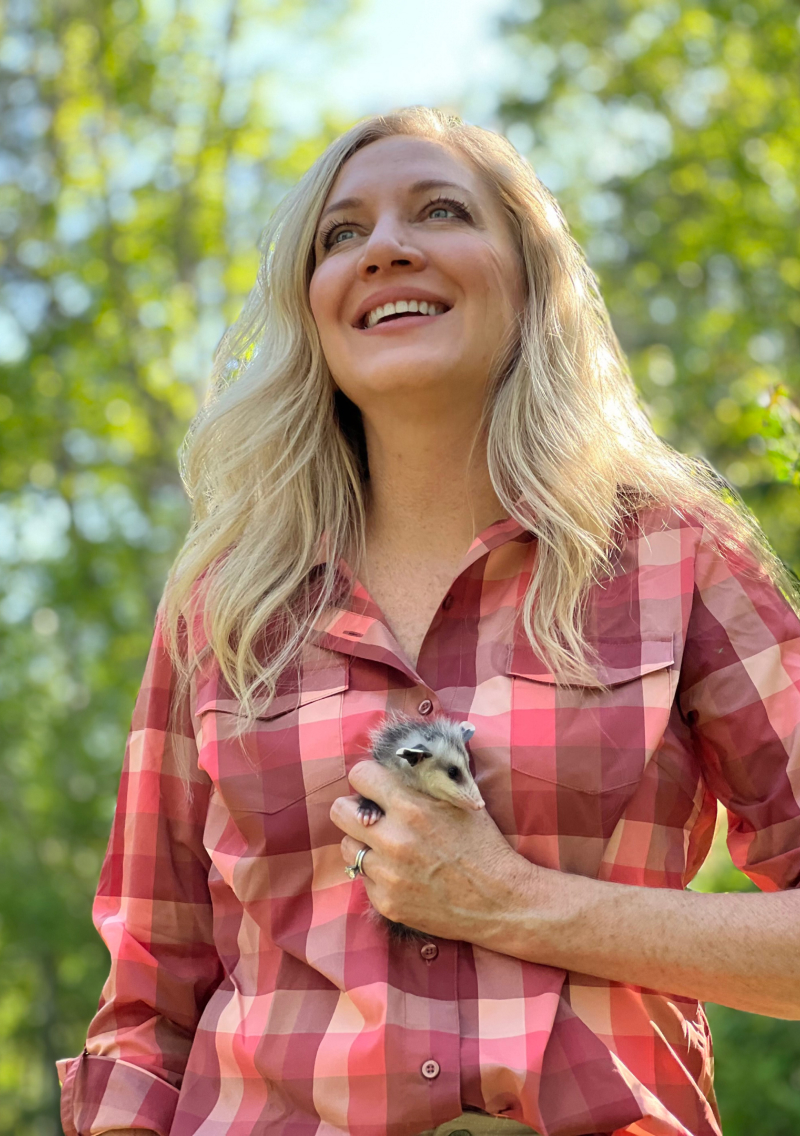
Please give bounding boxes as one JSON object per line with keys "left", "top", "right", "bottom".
{"left": 473, "top": 849, "right": 549, "bottom": 959}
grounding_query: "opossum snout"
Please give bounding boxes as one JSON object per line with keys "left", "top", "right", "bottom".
{"left": 450, "top": 782, "right": 485, "bottom": 811}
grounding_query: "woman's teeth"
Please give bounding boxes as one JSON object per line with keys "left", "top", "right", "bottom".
{"left": 364, "top": 299, "right": 448, "bottom": 329}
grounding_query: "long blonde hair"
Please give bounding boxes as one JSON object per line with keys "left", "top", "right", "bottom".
{"left": 163, "top": 105, "right": 792, "bottom": 711}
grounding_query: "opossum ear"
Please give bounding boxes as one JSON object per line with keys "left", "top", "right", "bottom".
{"left": 396, "top": 746, "right": 432, "bottom": 766}
{"left": 459, "top": 722, "right": 476, "bottom": 743}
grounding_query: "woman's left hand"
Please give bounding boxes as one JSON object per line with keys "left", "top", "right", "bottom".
{"left": 330, "top": 760, "right": 538, "bottom": 945}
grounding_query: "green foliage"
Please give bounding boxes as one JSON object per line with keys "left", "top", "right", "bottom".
{"left": 496, "top": 0, "right": 800, "bottom": 1130}
{"left": 499, "top": 0, "right": 800, "bottom": 565}
{"left": 705, "top": 1003, "right": 800, "bottom": 1134}
{"left": 0, "top": 1, "right": 352, "bottom": 1132}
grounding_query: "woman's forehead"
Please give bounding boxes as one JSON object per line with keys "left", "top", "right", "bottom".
{"left": 325, "top": 135, "right": 484, "bottom": 202}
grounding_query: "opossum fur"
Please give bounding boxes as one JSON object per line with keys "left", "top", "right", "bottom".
{"left": 356, "top": 714, "right": 484, "bottom": 942}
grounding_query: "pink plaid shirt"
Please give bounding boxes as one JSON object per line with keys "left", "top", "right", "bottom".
{"left": 57, "top": 505, "right": 800, "bottom": 1136}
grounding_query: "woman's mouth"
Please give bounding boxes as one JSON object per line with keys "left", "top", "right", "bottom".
{"left": 359, "top": 299, "right": 450, "bottom": 330}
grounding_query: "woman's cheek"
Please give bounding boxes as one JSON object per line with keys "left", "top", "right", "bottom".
{"left": 307, "top": 268, "right": 337, "bottom": 332}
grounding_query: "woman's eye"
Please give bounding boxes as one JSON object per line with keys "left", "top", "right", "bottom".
{"left": 426, "top": 197, "right": 472, "bottom": 223}
{"left": 322, "top": 226, "right": 355, "bottom": 249}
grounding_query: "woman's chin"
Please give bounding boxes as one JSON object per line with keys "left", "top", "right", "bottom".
{"left": 341, "top": 346, "right": 471, "bottom": 391}
{"left": 343, "top": 366, "right": 469, "bottom": 407}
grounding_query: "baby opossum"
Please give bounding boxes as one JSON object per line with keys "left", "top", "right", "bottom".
{"left": 356, "top": 714, "right": 485, "bottom": 942}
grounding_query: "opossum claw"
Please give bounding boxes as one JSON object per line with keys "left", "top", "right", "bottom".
{"left": 356, "top": 796, "right": 383, "bottom": 826}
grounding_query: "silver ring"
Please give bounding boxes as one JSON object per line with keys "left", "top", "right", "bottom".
{"left": 344, "top": 846, "right": 369, "bottom": 880}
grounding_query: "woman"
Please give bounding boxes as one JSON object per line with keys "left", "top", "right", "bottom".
{"left": 57, "top": 107, "right": 800, "bottom": 1136}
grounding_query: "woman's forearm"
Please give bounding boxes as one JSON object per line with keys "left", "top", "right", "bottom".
{"left": 483, "top": 862, "right": 800, "bottom": 1019}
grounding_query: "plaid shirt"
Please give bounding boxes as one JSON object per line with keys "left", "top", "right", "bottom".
{"left": 57, "top": 506, "right": 800, "bottom": 1136}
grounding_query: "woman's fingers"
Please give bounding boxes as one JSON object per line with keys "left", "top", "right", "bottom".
{"left": 331, "top": 759, "right": 416, "bottom": 837}
{"left": 340, "top": 833, "right": 371, "bottom": 868}
{"left": 330, "top": 792, "right": 373, "bottom": 839}
{"left": 346, "top": 759, "right": 396, "bottom": 807}
{"left": 334, "top": 769, "right": 536, "bottom": 943}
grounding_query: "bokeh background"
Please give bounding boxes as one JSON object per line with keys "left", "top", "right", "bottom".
{"left": 1, "top": 0, "right": 799, "bottom": 1132}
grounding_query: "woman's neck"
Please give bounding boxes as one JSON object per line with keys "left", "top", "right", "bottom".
{"left": 361, "top": 408, "right": 508, "bottom": 565}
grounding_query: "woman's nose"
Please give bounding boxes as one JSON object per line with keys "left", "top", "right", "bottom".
{"left": 357, "top": 218, "right": 426, "bottom": 278}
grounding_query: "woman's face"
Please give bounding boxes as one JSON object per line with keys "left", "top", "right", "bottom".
{"left": 308, "top": 135, "right": 525, "bottom": 419}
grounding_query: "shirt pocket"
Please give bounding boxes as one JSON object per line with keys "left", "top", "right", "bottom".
{"left": 195, "top": 657, "right": 349, "bottom": 815}
{"left": 508, "top": 635, "right": 675, "bottom": 795}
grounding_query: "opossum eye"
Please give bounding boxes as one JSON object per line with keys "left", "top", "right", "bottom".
{"left": 447, "top": 766, "right": 462, "bottom": 782}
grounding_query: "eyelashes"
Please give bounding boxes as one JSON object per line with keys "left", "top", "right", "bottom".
{"left": 318, "top": 196, "right": 473, "bottom": 251}
{"left": 318, "top": 215, "right": 348, "bottom": 251}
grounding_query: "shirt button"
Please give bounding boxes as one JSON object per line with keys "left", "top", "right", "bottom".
{"left": 442, "top": 593, "right": 454, "bottom": 610}
{"left": 420, "top": 942, "right": 438, "bottom": 961}
{"left": 418, "top": 699, "right": 433, "bottom": 715}
{"left": 421, "top": 1059, "right": 440, "bottom": 1080}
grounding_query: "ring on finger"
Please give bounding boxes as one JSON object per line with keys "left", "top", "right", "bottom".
{"left": 344, "top": 845, "right": 369, "bottom": 880}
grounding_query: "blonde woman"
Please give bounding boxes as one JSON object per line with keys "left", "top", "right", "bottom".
{"left": 58, "top": 107, "right": 800, "bottom": 1136}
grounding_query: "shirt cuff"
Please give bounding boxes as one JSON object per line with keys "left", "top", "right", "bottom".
{"left": 57, "top": 1050, "right": 180, "bottom": 1136}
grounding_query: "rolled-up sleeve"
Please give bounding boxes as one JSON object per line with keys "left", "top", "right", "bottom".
{"left": 679, "top": 525, "right": 800, "bottom": 891}
{"left": 57, "top": 612, "right": 223, "bottom": 1136}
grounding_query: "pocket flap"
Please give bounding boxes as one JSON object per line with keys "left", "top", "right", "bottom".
{"left": 507, "top": 635, "right": 674, "bottom": 687}
{"left": 195, "top": 657, "right": 349, "bottom": 719}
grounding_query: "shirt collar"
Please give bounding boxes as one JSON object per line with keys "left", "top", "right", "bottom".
{"left": 306, "top": 512, "right": 535, "bottom": 683}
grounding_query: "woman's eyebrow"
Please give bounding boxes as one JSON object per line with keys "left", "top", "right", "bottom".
{"left": 317, "top": 179, "right": 474, "bottom": 224}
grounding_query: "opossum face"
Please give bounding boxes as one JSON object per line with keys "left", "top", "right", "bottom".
{"left": 397, "top": 732, "right": 484, "bottom": 811}
{"left": 417, "top": 753, "right": 485, "bottom": 810}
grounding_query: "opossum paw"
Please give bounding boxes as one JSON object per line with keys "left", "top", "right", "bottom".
{"left": 356, "top": 797, "right": 383, "bottom": 825}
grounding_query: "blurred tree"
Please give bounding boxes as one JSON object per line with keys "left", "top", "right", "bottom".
{"left": 0, "top": 0, "right": 353, "bottom": 1132}
{"left": 495, "top": 0, "right": 800, "bottom": 1130}
{"left": 498, "top": 0, "right": 800, "bottom": 556}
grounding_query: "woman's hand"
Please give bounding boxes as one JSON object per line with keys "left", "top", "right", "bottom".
{"left": 330, "top": 760, "right": 538, "bottom": 945}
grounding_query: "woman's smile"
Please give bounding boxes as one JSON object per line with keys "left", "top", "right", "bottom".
{"left": 351, "top": 285, "right": 452, "bottom": 330}
{"left": 359, "top": 308, "right": 450, "bottom": 333}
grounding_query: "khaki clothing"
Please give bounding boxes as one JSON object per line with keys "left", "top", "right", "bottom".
{"left": 417, "top": 1111, "right": 539, "bottom": 1136}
